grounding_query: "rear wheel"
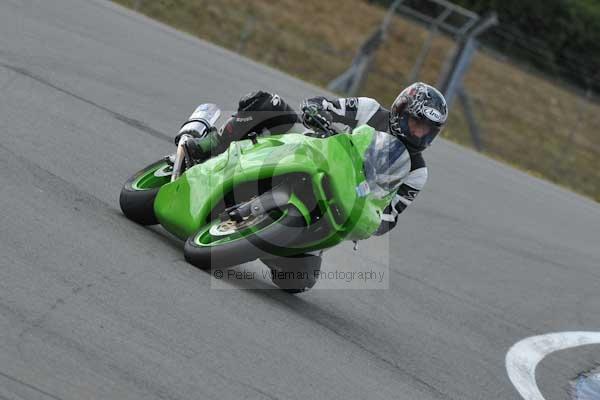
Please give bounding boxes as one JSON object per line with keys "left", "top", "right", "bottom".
{"left": 119, "top": 159, "right": 172, "bottom": 225}
{"left": 184, "top": 207, "right": 306, "bottom": 270}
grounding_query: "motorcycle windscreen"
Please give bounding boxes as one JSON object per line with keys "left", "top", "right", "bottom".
{"left": 363, "top": 131, "right": 411, "bottom": 198}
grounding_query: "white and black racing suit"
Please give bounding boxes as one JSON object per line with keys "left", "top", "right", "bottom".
{"left": 304, "top": 96, "right": 427, "bottom": 236}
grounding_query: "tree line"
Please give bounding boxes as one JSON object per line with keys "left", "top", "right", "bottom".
{"left": 371, "top": 0, "right": 600, "bottom": 92}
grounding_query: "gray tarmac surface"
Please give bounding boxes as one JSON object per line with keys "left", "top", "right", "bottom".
{"left": 1, "top": 1, "right": 600, "bottom": 399}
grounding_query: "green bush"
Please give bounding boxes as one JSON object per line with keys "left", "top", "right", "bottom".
{"left": 372, "top": 0, "right": 600, "bottom": 92}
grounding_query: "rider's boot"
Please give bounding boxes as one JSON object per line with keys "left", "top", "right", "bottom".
{"left": 220, "top": 90, "right": 299, "bottom": 142}
{"left": 262, "top": 252, "right": 323, "bottom": 293}
{"left": 174, "top": 91, "right": 298, "bottom": 163}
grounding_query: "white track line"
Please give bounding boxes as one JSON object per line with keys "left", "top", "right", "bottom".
{"left": 506, "top": 331, "right": 600, "bottom": 400}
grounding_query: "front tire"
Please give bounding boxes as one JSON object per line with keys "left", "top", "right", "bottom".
{"left": 184, "top": 207, "right": 306, "bottom": 270}
{"left": 119, "top": 159, "right": 172, "bottom": 225}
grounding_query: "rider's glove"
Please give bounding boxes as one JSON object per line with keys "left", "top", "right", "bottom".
{"left": 300, "top": 97, "right": 325, "bottom": 111}
{"left": 301, "top": 100, "right": 333, "bottom": 130}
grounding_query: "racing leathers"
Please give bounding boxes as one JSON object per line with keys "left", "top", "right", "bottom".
{"left": 178, "top": 91, "right": 427, "bottom": 236}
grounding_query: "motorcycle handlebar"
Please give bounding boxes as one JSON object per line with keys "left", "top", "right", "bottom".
{"left": 301, "top": 105, "right": 338, "bottom": 137}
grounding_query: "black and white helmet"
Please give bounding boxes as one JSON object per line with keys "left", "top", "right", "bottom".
{"left": 389, "top": 82, "right": 448, "bottom": 151}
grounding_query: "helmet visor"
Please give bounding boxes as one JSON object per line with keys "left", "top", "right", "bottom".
{"left": 408, "top": 116, "right": 438, "bottom": 138}
{"left": 408, "top": 116, "right": 441, "bottom": 148}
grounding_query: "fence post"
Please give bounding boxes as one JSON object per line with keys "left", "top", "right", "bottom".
{"left": 457, "top": 87, "right": 483, "bottom": 151}
{"left": 438, "top": 12, "right": 497, "bottom": 108}
{"left": 327, "top": 0, "right": 403, "bottom": 96}
{"left": 407, "top": 7, "right": 452, "bottom": 84}
{"left": 407, "top": 27, "right": 437, "bottom": 85}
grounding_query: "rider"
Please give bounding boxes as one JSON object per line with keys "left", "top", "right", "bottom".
{"left": 177, "top": 83, "right": 448, "bottom": 236}
{"left": 175, "top": 84, "right": 447, "bottom": 290}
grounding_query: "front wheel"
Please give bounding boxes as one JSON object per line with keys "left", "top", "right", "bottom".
{"left": 119, "top": 159, "right": 173, "bottom": 225}
{"left": 184, "top": 207, "right": 306, "bottom": 270}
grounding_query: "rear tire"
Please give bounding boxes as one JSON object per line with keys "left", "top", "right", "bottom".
{"left": 184, "top": 207, "right": 306, "bottom": 270}
{"left": 119, "top": 159, "right": 172, "bottom": 225}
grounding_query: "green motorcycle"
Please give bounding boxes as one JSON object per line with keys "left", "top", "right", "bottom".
{"left": 120, "top": 104, "right": 407, "bottom": 291}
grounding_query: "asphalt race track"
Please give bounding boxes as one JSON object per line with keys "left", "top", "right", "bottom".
{"left": 1, "top": 1, "right": 600, "bottom": 399}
